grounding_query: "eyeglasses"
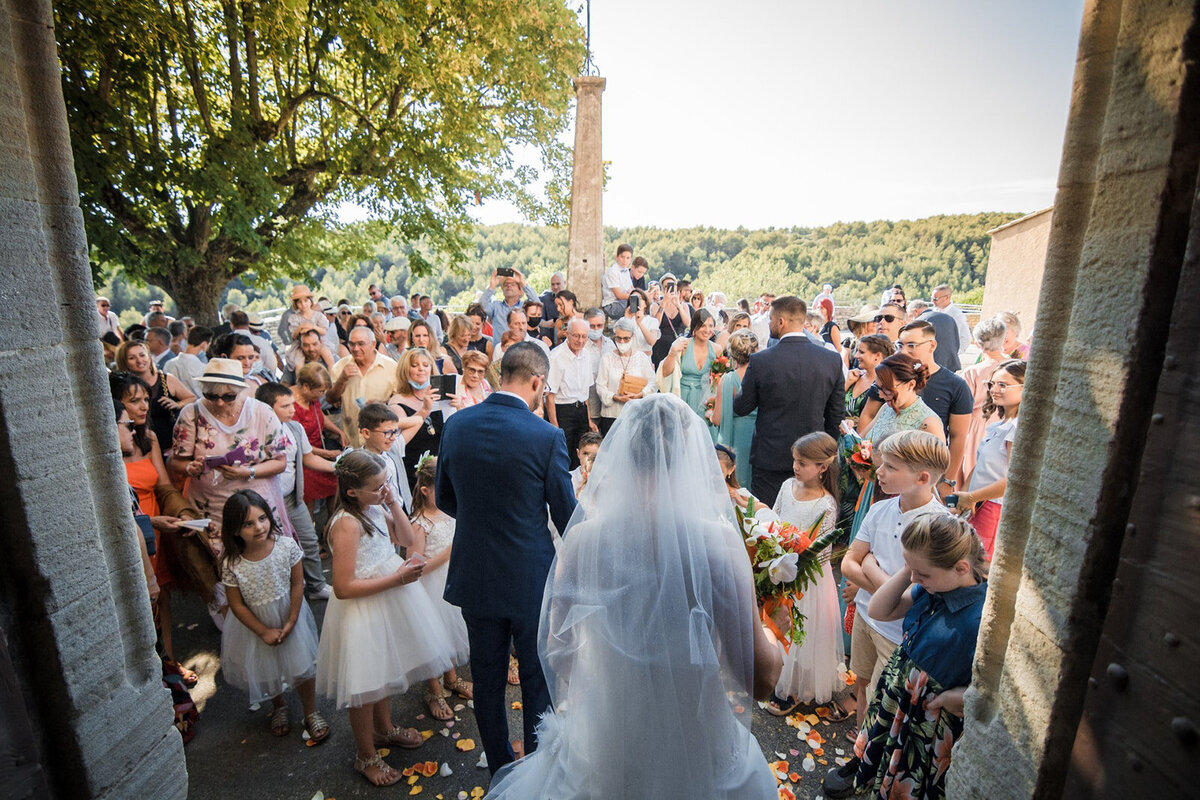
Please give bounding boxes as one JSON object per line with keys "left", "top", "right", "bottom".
{"left": 374, "top": 428, "right": 400, "bottom": 438}
{"left": 203, "top": 391, "right": 240, "bottom": 403}
{"left": 873, "top": 314, "right": 899, "bottom": 323}
{"left": 464, "top": 367, "right": 486, "bottom": 376}
{"left": 986, "top": 381, "right": 1022, "bottom": 391}
{"left": 117, "top": 420, "right": 137, "bottom": 430}
{"left": 897, "top": 339, "right": 934, "bottom": 350}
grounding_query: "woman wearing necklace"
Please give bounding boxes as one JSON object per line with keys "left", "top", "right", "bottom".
{"left": 594, "top": 317, "right": 658, "bottom": 435}
{"left": 387, "top": 347, "right": 447, "bottom": 490}
{"left": 169, "top": 357, "right": 297, "bottom": 624}
{"left": 659, "top": 309, "right": 718, "bottom": 434}
{"left": 845, "top": 354, "right": 944, "bottom": 542}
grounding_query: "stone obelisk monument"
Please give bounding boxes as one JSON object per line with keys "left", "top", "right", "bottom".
{"left": 566, "top": 76, "right": 606, "bottom": 308}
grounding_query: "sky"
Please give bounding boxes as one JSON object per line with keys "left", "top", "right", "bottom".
{"left": 465, "top": 0, "right": 1085, "bottom": 230}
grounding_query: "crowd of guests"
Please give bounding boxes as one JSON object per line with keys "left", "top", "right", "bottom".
{"left": 98, "top": 255, "right": 1032, "bottom": 796}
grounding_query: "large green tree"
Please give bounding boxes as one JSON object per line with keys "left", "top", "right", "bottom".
{"left": 56, "top": 0, "right": 585, "bottom": 322}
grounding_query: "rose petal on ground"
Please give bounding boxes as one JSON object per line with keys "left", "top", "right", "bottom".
{"left": 802, "top": 754, "right": 815, "bottom": 772}
{"left": 456, "top": 738, "right": 476, "bottom": 752}
{"left": 789, "top": 748, "right": 800, "bottom": 756}
{"left": 419, "top": 730, "right": 434, "bottom": 740}
{"left": 378, "top": 748, "right": 391, "bottom": 758}
{"left": 803, "top": 714, "right": 820, "bottom": 726}
{"left": 311, "top": 793, "right": 324, "bottom": 800}
{"left": 409, "top": 786, "right": 423, "bottom": 796}
{"left": 815, "top": 706, "right": 831, "bottom": 718}
{"left": 440, "top": 762, "right": 453, "bottom": 777}
{"left": 407, "top": 775, "right": 418, "bottom": 785}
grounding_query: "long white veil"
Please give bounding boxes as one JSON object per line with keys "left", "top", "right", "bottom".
{"left": 488, "top": 393, "right": 776, "bottom": 798}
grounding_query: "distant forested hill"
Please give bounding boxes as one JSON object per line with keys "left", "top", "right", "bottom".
{"left": 102, "top": 212, "right": 1022, "bottom": 324}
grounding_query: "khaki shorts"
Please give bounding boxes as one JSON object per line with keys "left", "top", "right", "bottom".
{"left": 850, "top": 612, "right": 900, "bottom": 695}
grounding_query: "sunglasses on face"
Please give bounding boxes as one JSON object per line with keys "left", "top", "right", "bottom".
{"left": 874, "top": 314, "right": 899, "bottom": 323}
{"left": 203, "top": 391, "right": 240, "bottom": 403}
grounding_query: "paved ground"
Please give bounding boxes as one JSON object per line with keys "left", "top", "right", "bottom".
{"left": 176, "top": 564, "right": 856, "bottom": 799}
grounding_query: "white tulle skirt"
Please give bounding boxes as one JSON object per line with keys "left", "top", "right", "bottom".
{"left": 774, "top": 561, "right": 846, "bottom": 704}
{"left": 419, "top": 563, "right": 470, "bottom": 667}
{"left": 220, "top": 594, "right": 319, "bottom": 704}
{"left": 316, "top": 552, "right": 456, "bottom": 708}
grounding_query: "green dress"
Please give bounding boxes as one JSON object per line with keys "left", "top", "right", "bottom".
{"left": 715, "top": 369, "right": 756, "bottom": 487}
{"left": 678, "top": 339, "right": 716, "bottom": 422}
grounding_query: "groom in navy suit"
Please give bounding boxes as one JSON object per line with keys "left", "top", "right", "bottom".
{"left": 436, "top": 342, "right": 577, "bottom": 775}
{"left": 734, "top": 296, "right": 845, "bottom": 504}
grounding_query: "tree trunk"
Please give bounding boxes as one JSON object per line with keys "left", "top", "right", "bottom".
{"left": 160, "top": 267, "right": 230, "bottom": 326}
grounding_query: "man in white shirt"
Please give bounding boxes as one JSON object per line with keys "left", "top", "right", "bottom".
{"left": 546, "top": 318, "right": 597, "bottom": 468}
{"left": 932, "top": 284, "right": 972, "bottom": 354}
{"left": 601, "top": 243, "right": 634, "bottom": 319}
{"left": 164, "top": 326, "right": 211, "bottom": 396}
{"left": 96, "top": 297, "right": 123, "bottom": 340}
{"left": 388, "top": 295, "right": 410, "bottom": 320}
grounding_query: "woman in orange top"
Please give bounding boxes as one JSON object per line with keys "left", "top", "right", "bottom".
{"left": 111, "top": 371, "right": 208, "bottom": 683}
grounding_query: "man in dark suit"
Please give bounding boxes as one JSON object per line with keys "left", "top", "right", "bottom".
{"left": 734, "top": 296, "right": 845, "bottom": 504}
{"left": 436, "top": 342, "right": 576, "bottom": 775}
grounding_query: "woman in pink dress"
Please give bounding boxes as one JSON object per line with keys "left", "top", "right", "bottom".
{"left": 169, "top": 359, "right": 296, "bottom": 544}
{"left": 956, "top": 316, "right": 1009, "bottom": 486}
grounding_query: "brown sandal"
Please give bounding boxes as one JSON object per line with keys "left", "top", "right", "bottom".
{"left": 270, "top": 705, "right": 290, "bottom": 737}
{"left": 373, "top": 726, "right": 424, "bottom": 749}
{"left": 427, "top": 692, "right": 454, "bottom": 721}
{"left": 444, "top": 676, "right": 474, "bottom": 700}
{"left": 304, "top": 711, "right": 331, "bottom": 745}
{"left": 354, "top": 753, "right": 401, "bottom": 786}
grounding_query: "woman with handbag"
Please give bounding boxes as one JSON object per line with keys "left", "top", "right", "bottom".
{"left": 594, "top": 317, "right": 657, "bottom": 435}
{"left": 111, "top": 371, "right": 212, "bottom": 685}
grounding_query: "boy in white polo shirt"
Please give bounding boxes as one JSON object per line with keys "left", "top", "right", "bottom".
{"left": 841, "top": 430, "right": 951, "bottom": 729}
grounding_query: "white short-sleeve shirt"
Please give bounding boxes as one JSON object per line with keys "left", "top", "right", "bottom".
{"left": 852, "top": 495, "right": 951, "bottom": 643}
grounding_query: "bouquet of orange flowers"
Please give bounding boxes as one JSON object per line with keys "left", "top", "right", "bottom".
{"left": 709, "top": 354, "right": 734, "bottom": 379}
{"left": 735, "top": 496, "right": 842, "bottom": 650}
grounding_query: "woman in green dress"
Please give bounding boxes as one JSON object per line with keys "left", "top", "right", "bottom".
{"left": 710, "top": 329, "right": 760, "bottom": 487}
{"left": 838, "top": 334, "right": 894, "bottom": 524}
{"left": 661, "top": 309, "right": 718, "bottom": 427}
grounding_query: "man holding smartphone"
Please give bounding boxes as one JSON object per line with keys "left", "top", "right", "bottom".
{"left": 480, "top": 267, "right": 538, "bottom": 345}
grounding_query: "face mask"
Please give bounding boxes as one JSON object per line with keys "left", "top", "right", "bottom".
{"left": 614, "top": 340, "right": 632, "bottom": 354}
{"left": 527, "top": 316, "right": 542, "bottom": 327}
{"left": 588, "top": 329, "right": 603, "bottom": 341}
{"left": 409, "top": 379, "right": 431, "bottom": 390}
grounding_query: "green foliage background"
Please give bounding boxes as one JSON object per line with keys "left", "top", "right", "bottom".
{"left": 102, "top": 211, "right": 1019, "bottom": 325}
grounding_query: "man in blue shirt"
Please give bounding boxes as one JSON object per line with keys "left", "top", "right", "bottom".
{"left": 479, "top": 268, "right": 538, "bottom": 344}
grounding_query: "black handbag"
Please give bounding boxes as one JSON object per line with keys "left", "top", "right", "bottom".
{"left": 134, "top": 512, "right": 156, "bottom": 556}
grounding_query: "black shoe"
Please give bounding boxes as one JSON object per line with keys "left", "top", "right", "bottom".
{"left": 822, "top": 757, "right": 861, "bottom": 798}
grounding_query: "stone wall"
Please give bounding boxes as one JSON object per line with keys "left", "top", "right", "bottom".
{"left": 0, "top": 1, "right": 187, "bottom": 797}
{"left": 981, "top": 207, "right": 1053, "bottom": 332}
{"left": 949, "top": 0, "right": 1200, "bottom": 796}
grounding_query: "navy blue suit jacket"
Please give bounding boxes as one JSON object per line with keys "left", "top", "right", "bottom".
{"left": 436, "top": 393, "right": 577, "bottom": 619}
{"left": 732, "top": 335, "right": 845, "bottom": 473}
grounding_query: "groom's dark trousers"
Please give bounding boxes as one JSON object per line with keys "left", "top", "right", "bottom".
{"left": 435, "top": 389, "right": 577, "bottom": 776}
{"left": 462, "top": 612, "right": 548, "bottom": 773}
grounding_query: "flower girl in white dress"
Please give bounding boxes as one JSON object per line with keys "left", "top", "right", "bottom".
{"left": 315, "top": 450, "right": 456, "bottom": 787}
{"left": 767, "top": 432, "right": 848, "bottom": 716}
{"left": 409, "top": 456, "right": 473, "bottom": 721}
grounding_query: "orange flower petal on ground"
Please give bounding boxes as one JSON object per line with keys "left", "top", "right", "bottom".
{"left": 778, "top": 787, "right": 796, "bottom": 800}
{"left": 455, "top": 738, "right": 476, "bottom": 752}
{"left": 815, "top": 706, "right": 831, "bottom": 718}
{"left": 789, "top": 772, "right": 802, "bottom": 782}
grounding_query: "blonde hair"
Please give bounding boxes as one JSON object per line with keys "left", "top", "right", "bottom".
{"left": 877, "top": 429, "right": 949, "bottom": 479}
{"left": 394, "top": 347, "right": 440, "bottom": 396}
{"left": 727, "top": 329, "right": 759, "bottom": 365}
{"left": 901, "top": 514, "right": 987, "bottom": 582}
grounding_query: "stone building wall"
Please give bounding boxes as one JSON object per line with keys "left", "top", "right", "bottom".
{"left": 949, "top": 0, "right": 1200, "bottom": 796}
{"left": 0, "top": 1, "right": 187, "bottom": 797}
{"left": 981, "top": 206, "right": 1053, "bottom": 333}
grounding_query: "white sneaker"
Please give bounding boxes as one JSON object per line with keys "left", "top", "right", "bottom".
{"left": 306, "top": 585, "right": 332, "bottom": 601}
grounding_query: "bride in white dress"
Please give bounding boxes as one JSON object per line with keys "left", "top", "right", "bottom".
{"left": 487, "top": 393, "right": 782, "bottom": 799}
